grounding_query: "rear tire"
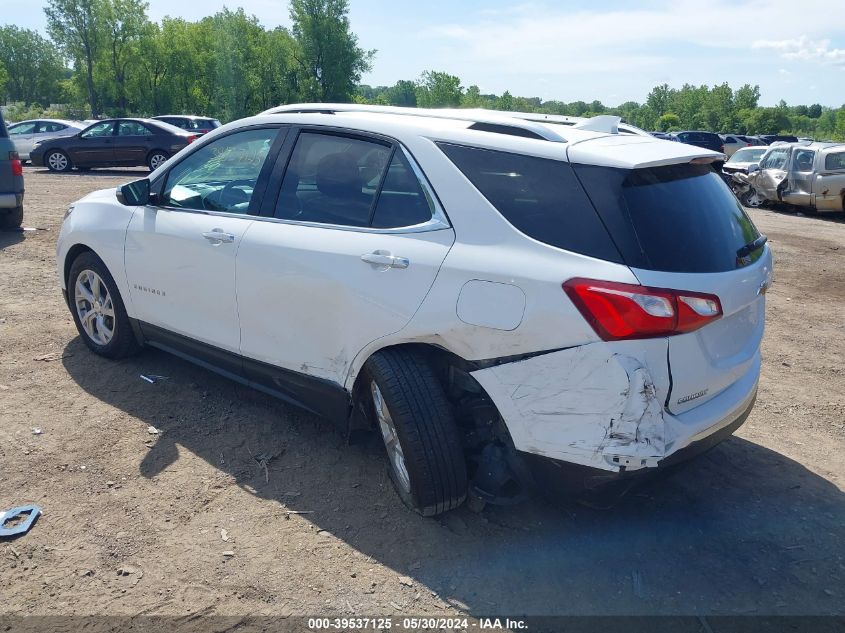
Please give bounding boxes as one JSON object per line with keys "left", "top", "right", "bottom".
{"left": 45, "top": 150, "right": 72, "bottom": 173}
{"left": 364, "top": 348, "right": 467, "bottom": 516}
{"left": 68, "top": 251, "right": 140, "bottom": 359}
{"left": 147, "top": 150, "right": 168, "bottom": 172}
{"left": 0, "top": 206, "right": 23, "bottom": 229}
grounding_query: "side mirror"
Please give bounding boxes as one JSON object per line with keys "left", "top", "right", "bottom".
{"left": 747, "top": 164, "right": 760, "bottom": 174}
{"left": 116, "top": 178, "right": 151, "bottom": 206}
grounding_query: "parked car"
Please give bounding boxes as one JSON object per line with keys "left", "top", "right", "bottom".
{"left": 739, "top": 135, "right": 767, "bottom": 146}
{"left": 675, "top": 130, "right": 725, "bottom": 154}
{"left": 57, "top": 105, "right": 771, "bottom": 515}
{"left": 0, "top": 109, "right": 25, "bottom": 229}
{"left": 7, "top": 119, "right": 85, "bottom": 161}
{"left": 758, "top": 134, "right": 799, "bottom": 145}
{"left": 30, "top": 118, "right": 197, "bottom": 172}
{"left": 746, "top": 141, "right": 845, "bottom": 211}
{"left": 152, "top": 115, "right": 221, "bottom": 135}
{"left": 722, "top": 146, "right": 768, "bottom": 175}
{"left": 720, "top": 134, "right": 750, "bottom": 157}
{"left": 650, "top": 131, "right": 678, "bottom": 141}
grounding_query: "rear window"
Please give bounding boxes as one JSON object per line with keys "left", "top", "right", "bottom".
{"left": 437, "top": 143, "right": 622, "bottom": 263}
{"left": 573, "top": 163, "right": 763, "bottom": 273}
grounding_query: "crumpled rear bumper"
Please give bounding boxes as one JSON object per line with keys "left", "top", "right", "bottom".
{"left": 470, "top": 341, "right": 760, "bottom": 478}
{"left": 519, "top": 389, "right": 755, "bottom": 494}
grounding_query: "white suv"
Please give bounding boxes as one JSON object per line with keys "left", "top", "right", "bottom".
{"left": 56, "top": 105, "right": 772, "bottom": 516}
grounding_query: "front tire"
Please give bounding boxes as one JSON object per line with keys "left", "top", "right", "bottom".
{"left": 46, "top": 150, "right": 72, "bottom": 173}
{"left": 0, "top": 206, "right": 23, "bottom": 229}
{"left": 364, "top": 348, "right": 467, "bottom": 516}
{"left": 68, "top": 252, "right": 140, "bottom": 359}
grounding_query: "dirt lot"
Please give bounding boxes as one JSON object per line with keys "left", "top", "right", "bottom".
{"left": 1, "top": 166, "right": 844, "bottom": 618}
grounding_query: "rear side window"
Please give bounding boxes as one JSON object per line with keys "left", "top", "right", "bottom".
{"left": 118, "top": 121, "right": 152, "bottom": 136}
{"left": 573, "top": 163, "right": 763, "bottom": 273}
{"left": 276, "top": 132, "right": 436, "bottom": 229}
{"left": 437, "top": 143, "right": 622, "bottom": 262}
{"left": 825, "top": 152, "right": 845, "bottom": 171}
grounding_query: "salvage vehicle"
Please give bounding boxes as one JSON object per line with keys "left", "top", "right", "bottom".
{"left": 30, "top": 118, "right": 197, "bottom": 172}
{"left": 746, "top": 142, "right": 845, "bottom": 212}
{"left": 56, "top": 105, "right": 772, "bottom": 515}
{"left": 722, "top": 146, "right": 768, "bottom": 175}
{"left": 152, "top": 115, "right": 222, "bottom": 136}
{"left": 0, "top": 109, "right": 25, "bottom": 229}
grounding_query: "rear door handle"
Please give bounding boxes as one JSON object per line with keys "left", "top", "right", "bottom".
{"left": 361, "top": 252, "right": 409, "bottom": 269}
{"left": 202, "top": 229, "right": 236, "bottom": 244}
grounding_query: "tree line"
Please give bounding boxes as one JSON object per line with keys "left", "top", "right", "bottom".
{"left": 2, "top": 0, "right": 844, "bottom": 140}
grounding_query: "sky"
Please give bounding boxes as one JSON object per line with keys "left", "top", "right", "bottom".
{"left": 5, "top": 0, "right": 845, "bottom": 107}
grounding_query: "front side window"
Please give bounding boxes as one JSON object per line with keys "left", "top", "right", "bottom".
{"left": 825, "top": 152, "right": 845, "bottom": 171}
{"left": 81, "top": 122, "right": 115, "bottom": 138}
{"left": 10, "top": 122, "right": 37, "bottom": 135}
{"left": 161, "top": 127, "right": 279, "bottom": 213}
{"left": 792, "top": 149, "right": 815, "bottom": 172}
{"left": 118, "top": 121, "right": 152, "bottom": 136}
{"left": 276, "top": 132, "right": 391, "bottom": 227}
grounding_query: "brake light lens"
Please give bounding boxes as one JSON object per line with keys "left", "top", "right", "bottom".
{"left": 186, "top": 135, "right": 199, "bottom": 144}
{"left": 563, "top": 278, "right": 722, "bottom": 341}
{"left": 9, "top": 151, "right": 22, "bottom": 176}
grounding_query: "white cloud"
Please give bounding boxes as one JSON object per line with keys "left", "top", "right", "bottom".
{"left": 753, "top": 36, "right": 845, "bottom": 65}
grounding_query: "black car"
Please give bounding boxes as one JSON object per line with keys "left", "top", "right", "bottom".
{"left": 0, "top": 109, "right": 25, "bottom": 228}
{"left": 759, "top": 134, "right": 799, "bottom": 145}
{"left": 152, "top": 115, "right": 221, "bottom": 135}
{"left": 675, "top": 131, "right": 725, "bottom": 154}
{"left": 30, "top": 118, "right": 196, "bottom": 172}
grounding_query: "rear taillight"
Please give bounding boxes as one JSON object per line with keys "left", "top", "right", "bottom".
{"left": 562, "top": 278, "right": 722, "bottom": 341}
{"left": 9, "top": 151, "right": 22, "bottom": 176}
{"left": 186, "top": 135, "right": 199, "bottom": 143}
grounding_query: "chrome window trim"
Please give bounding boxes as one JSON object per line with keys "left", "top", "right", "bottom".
{"left": 150, "top": 136, "right": 452, "bottom": 235}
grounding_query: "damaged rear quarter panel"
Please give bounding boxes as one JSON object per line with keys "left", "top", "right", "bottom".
{"left": 471, "top": 339, "right": 672, "bottom": 472}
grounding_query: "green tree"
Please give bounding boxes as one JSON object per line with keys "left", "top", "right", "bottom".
{"left": 386, "top": 79, "right": 417, "bottom": 107}
{"left": 415, "top": 70, "right": 462, "bottom": 108}
{"left": 658, "top": 112, "right": 681, "bottom": 131}
{"left": 45, "top": 0, "right": 105, "bottom": 116}
{"left": 807, "top": 103, "right": 822, "bottom": 119}
{"left": 0, "top": 26, "right": 66, "bottom": 105}
{"left": 289, "top": 0, "right": 374, "bottom": 102}
{"left": 733, "top": 84, "right": 760, "bottom": 111}
{"left": 646, "top": 83, "right": 673, "bottom": 116}
{"left": 100, "top": 0, "right": 149, "bottom": 114}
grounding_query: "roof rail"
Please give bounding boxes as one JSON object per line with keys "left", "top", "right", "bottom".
{"left": 261, "top": 103, "right": 568, "bottom": 142}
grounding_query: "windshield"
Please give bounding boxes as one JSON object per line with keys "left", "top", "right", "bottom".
{"left": 728, "top": 148, "right": 766, "bottom": 163}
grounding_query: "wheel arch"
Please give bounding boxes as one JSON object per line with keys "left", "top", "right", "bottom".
{"left": 145, "top": 148, "right": 168, "bottom": 166}
{"left": 63, "top": 243, "right": 96, "bottom": 289}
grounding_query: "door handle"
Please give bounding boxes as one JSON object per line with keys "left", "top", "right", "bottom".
{"left": 202, "top": 229, "right": 236, "bottom": 244}
{"left": 361, "top": 252, "right": 409, "bottom": 269}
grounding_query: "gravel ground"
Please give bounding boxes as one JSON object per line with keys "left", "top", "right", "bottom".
{"left": 0, "top": 167, "right": 843, "bottom": 618}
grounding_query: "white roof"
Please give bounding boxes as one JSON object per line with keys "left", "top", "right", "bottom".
{"left": 250, "top": 104, "right": 721, "bottom": 169}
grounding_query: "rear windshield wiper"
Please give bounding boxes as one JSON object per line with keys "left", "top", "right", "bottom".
{"left": 737, "top": 234, "right": 768, "bottom": 258}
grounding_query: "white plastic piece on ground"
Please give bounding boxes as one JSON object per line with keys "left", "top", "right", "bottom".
{"left": 471, "top": 343, "right": 668, "bottom": 472}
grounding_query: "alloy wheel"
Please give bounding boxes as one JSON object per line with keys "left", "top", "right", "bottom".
{"left": 149, "top": 153, "right": 167, "bottom": 171}
{"left": 74, "top": 270, "right": 116, "bottom": 345}
{"left": 371, "top": 380, "right": 411, "bottom": 494}
{"left": 48, "top": 152, "right": 68, "bottom": 172}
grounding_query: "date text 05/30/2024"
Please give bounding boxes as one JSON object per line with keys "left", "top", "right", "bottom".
{"left": 307, "top": 617, "right": 528, "bottom": 630}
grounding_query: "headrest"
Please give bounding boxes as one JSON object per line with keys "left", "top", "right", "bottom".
{"left": 316, "top": 153, "right": 362, "bottom": 197}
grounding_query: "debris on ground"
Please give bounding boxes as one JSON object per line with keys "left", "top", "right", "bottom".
{"left": 140, "top": 374, "right": 169, "bottom": 384}
{"left": 33, "top": 352, "right": 72, "bottom": 362}
{"left": 0, "top": 505, "right": 42, "bottom": 538}
{"left": 31, "top": 428, "right": 43, "bottom": 435}
{"left": 147, "top": 426, "right": 160, "bottom": 435}
{"left": 221, "top": 529, "right": 229, "bottom": 542}
{"left": 222, "top": 551, "right": 235, "bottom": 557}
